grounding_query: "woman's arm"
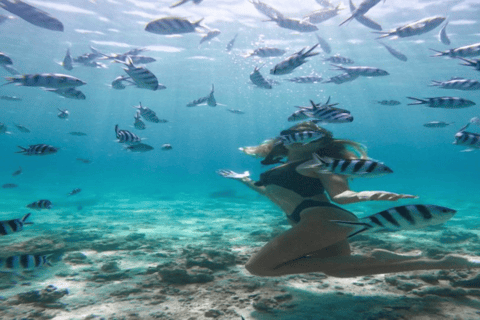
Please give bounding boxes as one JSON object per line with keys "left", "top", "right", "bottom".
{"left": 216, "top": 170, "right": 267, "bottom": 196}
{"left": 318, "top": 173, "right": 417, "bottom": 205}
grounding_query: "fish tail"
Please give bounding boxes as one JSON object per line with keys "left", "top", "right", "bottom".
{"left": 330, "top": 64, "right": 344, "bottom": 71}
{"left": 1, "top": 77, "right": 15, "bottom": 87}
{"left": 372, "top": 31, "right": 390, "bottom": 39}
{"left": 429, "top": 48, "right": 444, "bottom": 57}
{"left": 303, "top": 43, "right": 319, "bottom": 58}
{"left": 22, "top": 213, "right": 33, "bottom": 225}
{"left": 429, "top": 80, "right": 441, "bottom": 86}
{"left": 406, "top": 97, "right": 426, "bottom": 105}
{"left": 339, "top": 15, "right": 354, "bottom": 27}
{"left": 15, "top": 146, "right": 27, "bottom": 153}
{"left": 330, "top": 220, "right": 372, "bottom": 238}
{"left": 194, "top": 17, "right": 206, "bottom": 29}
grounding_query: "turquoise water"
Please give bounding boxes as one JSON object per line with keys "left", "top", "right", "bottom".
{"left": 1, "top": 0, "right": 480, "bottom": 319}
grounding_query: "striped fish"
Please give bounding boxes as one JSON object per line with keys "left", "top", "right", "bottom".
{"left": 45, "top": 88, "right": 86, "bottom": 100}
{"left": 280, "top": 130, "right": 327, "bottom": 146}
{"left": 324, "top": 72, "right": 359, "bottom": 84}
{"left": 145, "top": 17, "right": 204, "bottom": 35}
{"left": 0, "top": 254, "right": 52, "bottom": 271}
{"left": 249, "top": 0, "right": 284, "bottom": 19}
{"left": 332, "top": 204, "right": 457, "bottom": 238}
{"left": 62, "top": 48, "right": 73, "bottom": 71}
{"left": 270, "top": 44, "right": 319, "bottom": 75}
{"left": 57, "top": 108, "right": 69, "bottom": 119}
{"left": 105, "top": 55, "right": 156, "bottom": 65}
{"left": 115, "top": 125, "right": 141, "bottom": 144}
{"left": 3, "top": 73, "right": 86, "bottom": 88}
{"left": 310, "top": 153, "right": 392, "bottom": 177}
{"left": 0, "top": 213, "right": 32, "bottom": 236}
{"left": 0, "top": 0, "right": 63, "bottom": 31}
{"left": 423, "top": 121, "right": 454, "bottom": 128}
{"left": 250, "top": 66, "right": 273, "bottom": 89}
{"left": 0, "top": 52, "right": 13, "bottom": 65}
{"left": 68, "top": 188, "right": 81, "bottom": 196}
{"left": 115, "top": 57, "right": 158, "bottom": 91}
{"left": 457, "top": 57, "right": 480, "bottom": 71}
{"left": 407, "top": 97, "right": 475, "bottom": 109}
{"left": 134, "top": 111, "right": 146, "bottom": 130}
{"left": 12, "top": 166, "right": 22, "bottom": 176}
{"left": 430, "top": 78, "right": 480, "bottom": 91}
{"left": 315, "top": 34, "right": 331, "bottom": 54}
{"left": 431, "top": 43, "right": 480, "bottom": 58}
{"left": 348, "top": 0, "right": 382, "bottom": 31}
{"left": 186, "top": 96, "right": 208, "bottom": 107}
{"left": 374, "top": 100, "right": 401, "bottom": 106}
{"left": 340, "top": 0, "right": 381, "bottom": 26}
{"left": 286, "top": 76, "right": 323, "bottom": 84}
{"left": 226, "top": 33, "right": 238, "bottom": 52}
{"left": 200, "top": 29, "right": 221, "bottom": 45}
{"left": 135, "top": 102, "right": 160, "bottom": 123}
{"left": 14, "top": 124, "right": 30, "bottom": 133}
{"left": 453, "top": 130, "right": 480, "bottom": 150}
{"left": 324, "top": 55, "right": 354, "bottom": 64}
{"left": 16, "top": 144, "right": 58, "bottom": 156}
{"left": 378, "top": 41, "right": 407, "bottom": 62}
{"left": 331, "top": 65, "right": 389, "bottom": 77}
{"left": 301, "top": 100, "right": 353, "bottom": 123}
{"left": 247, "top": 47, "right": 286, "bottom": 58}
{"left": 27, "top": 199, "right": 52, "bottom": 210}
{"left": 375, "top": 16, "right": 446, "bottom": 39}
{"left": 303, "top": 4, "right": 342, "bottom": 24}
{"left": 439, "top": 22, "right": 450, "bottom": 45}
{"left": 266, "top": 16, "right": 318, "bottom": 33}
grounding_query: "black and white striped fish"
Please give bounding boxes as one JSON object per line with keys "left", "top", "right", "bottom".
{"left": 310, "top": 153, "right": 392, "bottom": 177}
{"left": 453, "top": 129, "right": 480, "bottom": 150}
{"left": 324, "top": 73, "right": 359, "bottom": 84}
{"left": 340, "top": 0, "right": 381, "bottom": 26}
{"left": 57, "top": 108, "right": 69, "bottom": 119}
{"left": 430, "top": 78, "right": 480, "bottom": 91}
{"left": 145, "top": 17, "right": 205, "bottom": 35}
{"left": 0, "top": 0, "right": 63, "bottom": 31}
{"left": 374, "top": 100, "right": 401, "bottom": 106}
{"left": 45, "top": 88, "right": 86, "bottom": 100}
{"left": 15, "top": 124, "right": 30, "bottom": 133}
{"left": 0, "top": 52, "right": 13, "bottom": 65}
{"left": 439, "top": 21, "right": 450, "bottom": 45}
{"left": 250, "top": 66, "right": 273, "bottom": 89}
{"left": 12, "top": 166, "right": 22, "bottom": 176}
{"left": 68, "top": 188, "right": 81, "bottom": 196}
{"left": 61, "top": 48, "right": 73, "bottom": 71}
{"left": 115, "top": 125, "right": 141, "bottom": 144}
{"left": 135, "top": 102, "right": 160, "bottom": 123}
{"left": 300, "top": 100, "right": 353, "bottom": 123}
{"left": 27, "top": 199, "right": 52, "bottom": 210}
{"left": 423, "top": 121, "right": 454, "bottom": 128}
{"left": 266, "top": 16, "right": 318, "bottom": 33}
{"left": 315, "top": 34, "right": 331, "bottom": 54}
{"left": 0, "top": 213, "right": 32, "bottom": 236}
{"left": 457, "top": 57, "right": 480, "bottom": 71}
{"left": 115, "top": 57, "right": 158, "bottom": 91}
{"left": 407, "top": 97, "right": 475, "bottom": 109}
{"left": 270, "top": 44, "right": 319, "bottom": 75}
{"left": 348, "top": 0, "right": 382, "bottom": 31}
{"left": 16, "top": 144, "right": 58, "bottom": 156}
{"left": 226, "top": 33, "right": 238, "bottom": 51}
{"left": 375, "top": 16, "right": 446, "bottom": 39}
{"left": 286, "top": 76, "right": 323, "bottom": 84}
{"left": 134, "top": 111, "right": 146, "bottom": 130}
{"left": 3, "top": 73, "right": 86, "bottom": 88}
{"left": 332, "top": 65, "right": 389, "bottom": 77}
{"left": 324, "top": 55, "right": 354, "bottom": 64}
{"left": 0, "top": 254, "right": 52, "bottom": 271}
{"left": 431, "top": 42, "right": 480, "bottom": 58}
{"left": 333, "top": 204, "right": 457, "bottom": 238}
{"left": 378, "top": 41, "right": 407, "bottom": 62}
{"left": 303, "top": 4, "right": 342, "bottom": 24}
{"left": 247, "top": 47, "right": 286, "bottom": 58}
{"left": 186, "top": 96, "right": 208, "bottom": 107}
{"left": 200, "top": 29, "right": 221, "bottom": 45}
{"left": 280, "top": 130, "right": 327, "bottom": 146}
{"left": 249, "top": 0, "right": 284, "bottom": 19}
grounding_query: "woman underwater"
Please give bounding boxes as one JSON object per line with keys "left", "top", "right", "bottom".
{"left": 218, "top": 122, "right": 480, "bottom": 278}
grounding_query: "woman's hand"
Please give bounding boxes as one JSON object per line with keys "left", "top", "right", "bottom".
{"left": 216, "top": 169, "right": 250, "bottom": 181}
{"left": 332, "top": 190, "right": 417, "bottom": 204}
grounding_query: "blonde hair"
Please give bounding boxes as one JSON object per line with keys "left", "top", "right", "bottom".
{"left": 240, "top": 122, "right": 367, "bottom": 162}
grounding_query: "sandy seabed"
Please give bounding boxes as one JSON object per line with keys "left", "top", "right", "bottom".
{"left": 0, "top": 193, "right": 480, "bottom": 320}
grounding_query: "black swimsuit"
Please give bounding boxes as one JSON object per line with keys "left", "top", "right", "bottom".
{"left": 254, "top": 161, "right": 356, "bottom": 223}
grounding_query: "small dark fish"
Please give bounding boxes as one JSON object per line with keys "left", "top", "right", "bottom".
{"left": 324, "top": 55, "right": 354, "bottom": 64}
{"left": 0, "top": 254, "right": 52, "bottom": 271}
{"left": 15, "top": 124, "right": 30, "bottom": 133}
{"left": 315, "top": 33, "right": 331, "bottom": 54}
{"left": 115, "top": 125, "right": 141, "bottom": 144}
{"left": 134, "top": 111, "right": 146, "bottom": 130}
{"left": 161, "top": 144, "right": 173, "bottom": 150}
{"left": 407, "top": 96, "right": 475, "bottom": 109}
{"left": 286, "top": 76, "right": 323, "bottom": 84}
{"left": 228, "top": 109, "right": 245, "bottom": 114}
{"left": 200, "top": 29, "right": 221, "bottom": 45}
{"left": 226, "top": 33, "right": 238, "bottom": 51}
{"left": 77, "top": 205, "right": 83, "bottom": 211}
{"left": 76, "top": 158, "right": 91, "bottom": 164}
{"left": 27, "top": 199, "right": 52, "bottom": 210}
{"left": 45, "top": 87, "right": 86, "bottom": 100}
{"left": 250, "top": 65, "right": 273, "bottom": 89}
{"left": 170, "top": 0, "right": 203, "bottom": 9}
{"left": 68, "top": 188, "right": 81, "bottom": 196}
{"left": 2, "top": 183, "right": 18, "bottom": 189}
{"left": 69, "top": 132, "right": 87, "bottom": 136}
{"left": 125, "top": 143, "right": 154, "bottom": 153}
{"left": 247, "top": 47, "right": 286, "bottom": 58}
{"left": 423, "top": 121, "right": 454, "bottom": 128}
{"left": 12, "top": 167, "right": 22, "bottom": 176}
{"left": 0, "top": 213, "right": 32, "bottom": 236}
{"left": 62, "top": 48, "right": 73, "bottom": 71}
{"left": 0, "top": 0, "right": 64, "bottom": 31}
{"left": 0, "top": 95, "right": 21, "bottom": 101}
{"left": 374, "top": 100, "right": 401, "bottom": 106}
{"left": 57, "top": 108, "right": 69, "bottom": 119}
{"left": 16, "top": 144, "right": 58, "bottom": 156}
{"left": 135, "top": 102, "right": 160, "bottom": 123}
{"left": 145, "top": 17, "right": 204, "bottom": 35}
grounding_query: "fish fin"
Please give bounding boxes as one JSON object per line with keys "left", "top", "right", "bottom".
{"left": 330, "top": 220, "right": 373, "bottom": 238}
{"left": 303, "top": 43, "right": 319, "bottom": 58}
{"left": 339, "top": 15, "right": 354, "bottom": 27}
{"left": 406, "top": 97, "right": 426, "bottom": 105}
{"left": 22, "top": 213, "right": 33, "bottom": 225}
{"left": 194, "top": 17, "right": 206, "bottom": 29}
{"left": 15, "top": 146, "right": 27, "bottom": 153}
{"left": 428, "top": 48, "right": 444, "bottom": 57}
